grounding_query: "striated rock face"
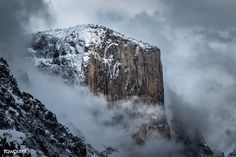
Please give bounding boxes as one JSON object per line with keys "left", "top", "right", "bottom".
{"left": 29, "top": 24, "right": 169, "bottom": 144}
{"left": 29, "top": 24, "right": 164, "bottom": 105}
{"left": 0, "top": 58, "right": 102, "bottom": 157}
{"left": 84, "top": 32, "right": 164, "bottom": 104}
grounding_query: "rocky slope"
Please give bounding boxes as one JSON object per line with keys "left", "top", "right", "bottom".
{"left": 0, "top": 57, "right": 103, "bottom": 157}
{"left": 29, "top": 24, "right": 164, "bottom": 105}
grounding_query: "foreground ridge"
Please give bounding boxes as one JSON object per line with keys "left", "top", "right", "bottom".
{"left": 0, "top": 57, "right": 102, "bottom": 157}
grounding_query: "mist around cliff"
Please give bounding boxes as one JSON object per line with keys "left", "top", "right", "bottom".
{"left": 1, "top": 0, "right": 236, "bottom": 157}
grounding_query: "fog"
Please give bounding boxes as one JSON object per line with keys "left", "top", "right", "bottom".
{"left": 1, "top": 0, "right": 236, "bottom": 156}
{"left": 12, "top": 61, "right": 178, "bottom": 157}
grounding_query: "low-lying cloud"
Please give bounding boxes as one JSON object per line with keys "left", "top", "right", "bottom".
{"left": 13, "top": 61, "right": 182, "bottom": 157}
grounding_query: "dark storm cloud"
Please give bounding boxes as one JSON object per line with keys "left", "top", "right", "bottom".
{"left": 120, "top": 138, "right": 185, "bottom": 157}
{"left": 160, "top": 0, "right": 236, "bottom": 30}
{"left": 166, "top": 82, "right": 236, "bottom": 153}
{"left": 197, "top": 29, "right": 236, "bottom": 43}
{"left": 193, "top": 43, "right": 236, "bottom": 78}
{"left": 119, "top": 11, "right": 173, "bottom": 56}
{"left": 158, "top": 0, "right": 236, "bottom": 80}
{"left": 97, "top": 11, "right": 124, "bottom": 22}
{"left": 0, "top": 0, "right": 52, "bottom": 60}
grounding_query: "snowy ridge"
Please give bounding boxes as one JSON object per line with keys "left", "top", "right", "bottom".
{"left": 0, "top": 129, "right": 26, "bottom": 146}
{"left": 29, "top": 24, "right": 158, "bottom": 85}
{"left": 41, "top": 24, "right": 154, "bottom": 49}
{"left": 0, "top": 58, "right": 104, "bottom": 157}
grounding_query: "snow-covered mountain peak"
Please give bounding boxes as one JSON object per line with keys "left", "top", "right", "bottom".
{"left": 29, "top": 24, "right": 163, "bottom": 105}
{"left": 39, "top": 24, "right": 154, "bottom": 49}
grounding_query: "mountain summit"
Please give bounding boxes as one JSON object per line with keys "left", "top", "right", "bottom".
{"left": 29, "top": 24, "right": 164, "bottom": 105}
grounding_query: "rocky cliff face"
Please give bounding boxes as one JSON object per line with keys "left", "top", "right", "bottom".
{"left": 0, "top": 58, "right": 103, "bottom": 157}
{"left": 29, "top": 24, "right": 164, "bottom": 105}
{"left": 28, "top": 24, "right": 169, "bottom": 144}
